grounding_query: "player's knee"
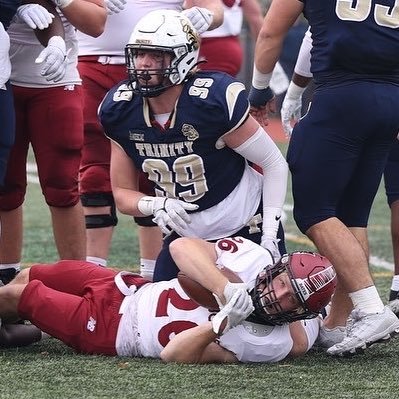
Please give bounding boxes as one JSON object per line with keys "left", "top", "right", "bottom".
{"left": 79, "top": 166, "right": 111, "bottom": 194}
{"left": 43, "top": 186, "right": 80, "bottom": 207}
{"left": 81, "top": 193, "right": 118, "bottom": 228}
{"left": 0, "top": 189, "right": 25, "bottom": 211}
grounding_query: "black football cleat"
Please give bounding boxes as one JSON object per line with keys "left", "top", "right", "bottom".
{"left": 0, "top": 268, "right": 19, "bottom": 285}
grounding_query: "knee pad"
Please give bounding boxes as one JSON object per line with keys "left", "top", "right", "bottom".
{"left": 134, "top": 215, "right": 157, "bottom": 227}
{"left": 81, "top": 192, "right": 118, "bottom": 228}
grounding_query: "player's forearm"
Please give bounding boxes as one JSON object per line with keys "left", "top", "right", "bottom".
{"left": 160, "top": 323, "right": 218, "bottom": 364}
{"left": 59, "top": 0, "right": 106, "bottom": 37}
{"left": 169, "top": 238, "right": 229, "bottom": 300}
{"left": 31, "top": 0, "right": 64, "bottom": 46}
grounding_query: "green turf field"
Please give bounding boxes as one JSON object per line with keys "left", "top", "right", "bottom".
{"left": 1, "top": 145, "right": 398, "bottom": 399}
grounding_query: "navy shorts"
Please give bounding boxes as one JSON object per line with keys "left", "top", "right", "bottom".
{"left": 287, "top": 81, "right": 399, "bottom": 233}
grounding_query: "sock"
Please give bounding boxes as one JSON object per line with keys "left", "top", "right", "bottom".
{"left": 349, "top": 286, "right": 384, "bottom": 314}
{"left": 0, "top": 263, "right": 21, "bottom": 272}
{"left": 86, "top": 256, "right": 107, "bottom": 267}
{"left": 140, "top": 258, "right": 155, "bottom": 281}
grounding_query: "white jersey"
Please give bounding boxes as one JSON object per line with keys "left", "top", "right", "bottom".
{"left": 77, "top": 0, "right": 183, "bottom": 57}
{"left": 7, "top": 10, "right": 80, "bottom": 88}
{"left": 201, "top": 1, "right": 243, "bottom": 38}
{"left": 116, "top": 237, "right": 294, "bottom": 363}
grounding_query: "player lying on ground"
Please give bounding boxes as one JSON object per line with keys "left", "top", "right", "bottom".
{"left": 0, "top": 236, "right": 336, "bottom": 363}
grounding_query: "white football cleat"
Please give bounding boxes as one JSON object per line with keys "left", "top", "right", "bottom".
{"left": 315, "top": 324, "right": 346, "bottom": 350}
{"left": 387, "top": 298, "right": 399, "bottom": 317}
{"left": 327, "top": 306, "right": 399, "bottom": 356}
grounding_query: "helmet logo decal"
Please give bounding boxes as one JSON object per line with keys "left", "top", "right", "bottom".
{"left": 181, "top": 19, "right": 200, "bottom": 52}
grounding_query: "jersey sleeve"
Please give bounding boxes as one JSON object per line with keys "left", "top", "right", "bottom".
{"left": 186, "top": 72, "right": 250, "bottom": 139}
{"left": 219, "top": 323, "right": 293, "bottom": 363}
{"left": 98, "top": 80, "right": 134, "bottom": 135}
{"left": 214, "top": 236, "right": 273, "bottom": 286}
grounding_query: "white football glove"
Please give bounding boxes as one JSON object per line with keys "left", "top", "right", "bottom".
{"left": 182, "top": 7, "right": 213, "bottom": 34}
{"left": 280, "top": 81, "right": 307, "bottom": 138}
{"left": 281, "top": 95, "right": 302, "bottom": 138}
{"left": 261, "top": 237, "right": 281, "bottom": 263}
{"left": 213, "top": 281, "right": 249, "bottom": 309}
{"left": 35, "top": 36, "right": 68, "bottom": 83}
{"left": 212, "top": 289, "right": 254, "bottom": 336}
{"left": 104, "top": 0, "right": 126, "bottom": 15}
{"left": 138, "top": 196, "right": 199, "bottom": 236}
{"left": 16, "top": 4, "right": 54, "bottom": 30}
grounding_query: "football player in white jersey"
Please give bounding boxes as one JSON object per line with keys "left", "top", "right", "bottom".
{"left": 0, "top": 236, "right": 336, "bottom": 363}
{"left": 77, "top": 0, "right": 223, "bottom": 274}
{"left": 0, "top": 0, "right": 107, "bottom": 284}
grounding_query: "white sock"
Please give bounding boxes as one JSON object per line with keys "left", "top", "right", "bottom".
{"left": 349, "top": 286, "right": 384, "bottom": 314}
{"left": 140, "top": 258, "right": 155, "bottom": 281}
{"left": 86, "top": 256, "right": 107, "bottom": 267}
{"left": 0, "top": 263, "right": 21, "bottom": 272}
{"left": 390, "top": 275, "right": 399, "bottom": 291}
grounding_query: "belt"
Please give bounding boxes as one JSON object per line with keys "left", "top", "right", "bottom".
{"left": 79, "top": 55, "right": 126, "bottom": 65}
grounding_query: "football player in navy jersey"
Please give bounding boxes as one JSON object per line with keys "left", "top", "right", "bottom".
{"left": 99, "top": 9, "right": 289, "bottom": 282}
{"left": 248, "top": 0, "right": 399, "bottom": 356}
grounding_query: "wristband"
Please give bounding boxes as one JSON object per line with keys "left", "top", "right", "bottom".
{"left": 285, "top": 82, "right": 306, "bottom": 100}
{"left": 137, "top": 196, "right": 155, "bottom": 216}
{"left": 251, "top": 65, "right": 272, "bottom": 89}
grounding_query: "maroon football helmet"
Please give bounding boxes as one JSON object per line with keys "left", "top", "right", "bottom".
{"left": 248, "top": 252, "right": 337, "bottom": 326}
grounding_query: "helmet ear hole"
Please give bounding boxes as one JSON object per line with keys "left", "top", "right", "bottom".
{"left": 125, "top": 9, "right": 200, "bottom": 97}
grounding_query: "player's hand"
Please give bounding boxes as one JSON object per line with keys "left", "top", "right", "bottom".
{"left": 138, "top": 196, "right": 199, "bottom": 236}
{"left": 261, "top": 237, "right": 281, "bottom": 263}
{"left": 248, "top": 86, "right": 275, "bottom": 127}
{"left": 212, "top": 289, "right": 254, "bottom": 336}
{"left": 280, "top": 94, "right": 302, "bottom": 138}
{"left": 16, "top": 4, "right": 54, "bottom": 30}
{"left": 35, "top": 36, "right": 68, "bottom": 83}
{"left": 213, "top": 281, "right": 249, "bottom": 309}
{"left": 104, "top": 0, "right": 126, "bottom": 15}
{"left": 182, "top": 7, "right": 213, "bottom": 34}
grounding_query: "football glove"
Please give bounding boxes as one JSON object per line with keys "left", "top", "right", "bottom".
{"left": 35, "top": 36, "right": 68, "bottom": 83}
{"left": 212, "top": 289, "right": 254, "bottom": 336}
{"left": 280, "top": 95, "right": 302, "bottom": 138}
{"left": 248, "top": 86, "right": 274, "bottom": 108}
{"left": 213, "top": 281, "right": 249, "bottom": 309}
{"left": 138, "top": 196, "right": 199, "bottom": 236}
{"left": 182, "top": 7, "right": 213, "bottom": 34}
{"left": 16, "top": 4, "right": 54, "bottom": 30}
{"left": 104, "top": 0, "right": 126, "bottom": 15}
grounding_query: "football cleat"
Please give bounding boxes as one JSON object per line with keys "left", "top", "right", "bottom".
{"left": 327, "top": 306, "right": 399, "bottom": 356}
{"left": 0, "top": 268, "right": 18, "bottom": 285}
{"left": 387, "top": 299, "right": 399, "bottom": 317}
{"left": 387, "top": 290, "right": 399, "bottom": 317}
{"left": 315, "top": 324, "right": 346, "bottom": 350}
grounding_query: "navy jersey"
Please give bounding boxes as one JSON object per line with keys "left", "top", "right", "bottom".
{"left": 301, "top": 0, "right": 399, "bottom": 84}
{"left": 0, "top": 0, "right": 21, "bottom": 29}
{"left": 100, "top": 71, "right": 250, "bottom": 211}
